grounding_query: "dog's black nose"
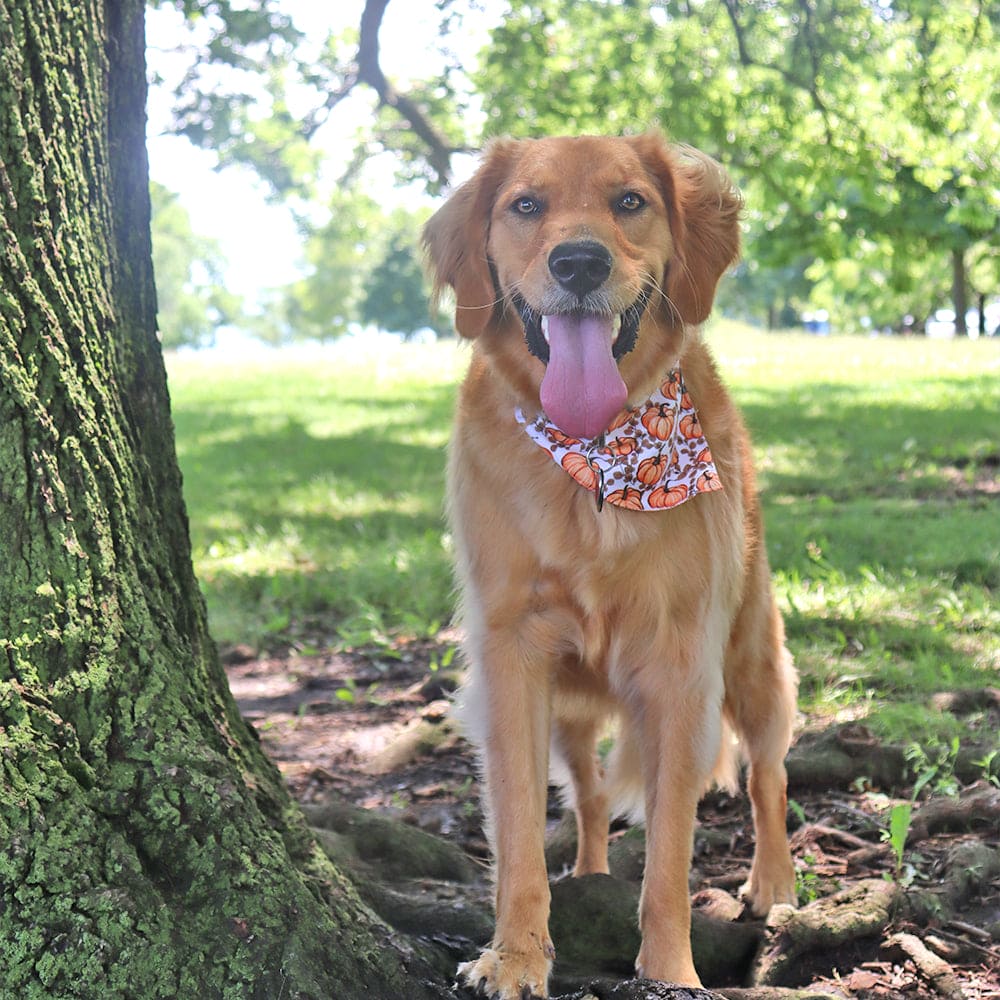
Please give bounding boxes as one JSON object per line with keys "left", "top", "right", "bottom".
{"left": 548, "top": 241, "right": 612, "bottom": 298}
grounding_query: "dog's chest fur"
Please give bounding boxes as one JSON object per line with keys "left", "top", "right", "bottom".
{"left": 448, "top": 351, "right": 748, "bottom": 680}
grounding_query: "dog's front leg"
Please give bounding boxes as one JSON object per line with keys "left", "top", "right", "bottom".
{"left": 632, "top": 669, "right": 722, "bottom": 988}
{"left": 458, "top": 642, "right": 554, "bottom": 999}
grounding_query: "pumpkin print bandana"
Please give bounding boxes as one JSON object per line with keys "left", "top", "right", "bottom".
{"left": 515, "top": 368, "right": 723, "bottom": 512}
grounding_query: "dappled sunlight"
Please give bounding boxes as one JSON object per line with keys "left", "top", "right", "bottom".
{"left": 775, "top": 544, "right": 1000, "bottom": 744}
{"left": 167, "top": 341, "right": 464, "bottom": 648}
{"left": 167, "top": 329, "right": 999, "bottom": 749}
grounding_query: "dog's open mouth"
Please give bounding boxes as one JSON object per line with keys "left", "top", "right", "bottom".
{"left": 514, "top": 289, "right": 650, "bottom": 439}
{"left": 516, "top": 290, "right": 649, "bottom": 366}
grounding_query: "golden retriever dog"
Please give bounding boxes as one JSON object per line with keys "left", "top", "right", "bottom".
{"left": 423, "top": 134, "right": 797, "bottom": 999}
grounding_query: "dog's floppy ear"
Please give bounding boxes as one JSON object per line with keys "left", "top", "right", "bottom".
{"left": 422, "top": 140, "right": 519, "bottom": 339}
{"left": 632, "top": 135, "right": 743, "bottom": 326}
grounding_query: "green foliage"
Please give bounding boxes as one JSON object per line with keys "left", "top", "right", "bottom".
{"left": 153, "top": 2, "right": 1000, "bottom": 331}
{"left": 879, "top": 732, "right": 966, "bottom": 890}
{"left": 881, "top": 801, "right": 915, "bottom": 888}
{"left": 906, "top": 738, "right": 961, "bottom": 800}
{"left": 795, "top": 854, "right": 828, "bottom": 905}
{"left": 479, "top": 1, "right": 667, "bottom": 137}
{"left": 149, "top": 0, "right": 314, "bottom": 197}
{"left": 261, "top": 194, "right": 441, "bottom": 343}
{"left": 290, "top": 187, "right": 382, "bottom": 340}
{"left": 428, "top": 645, "right": 457, "bottom": 675}
{"left": 973, "top": 750, "right": 1000, "bottom": 788}
{"left": 359, "top": 214, "right": 445, "bottom": 337}
{"left": 150, "top": 182, "right": 243, "bottom": 348}
{"left": 472, "top": 0, "right": 1000, "bottom": 330}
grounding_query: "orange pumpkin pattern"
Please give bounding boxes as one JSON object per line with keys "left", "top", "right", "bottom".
{"left": 515, "top": 368, "right": 722, "bottom": 512}
{"left": 679, "top": 413, "right": 703, "bottom": 439}
{"left": 561, "top": 451, "right": 598, "bottom": 491}
{"left": 606, "top": 408, "right": 635, "bottom": 432}
{"left": 648, "top": 483, "right": 689, "bottom": 509}
{"left": 605, "top": 486, "right": 645, "bottom": 510}
{"left": 641, "top": 403, "right": 675, "bottom": 440}
{"left": 636, "top": 453, "right": 668, "bottom": 485}
{"left": 697, "top": 469, "right": 723, "bottom": 493}
{"left": 604, "top": 435, "right": 637, "bottom": 456}
{"left": 660, "top": 371, "right": 682, "bottom": 399}
{"left": 549, "top": 427, "right": 582, "bottom": 447}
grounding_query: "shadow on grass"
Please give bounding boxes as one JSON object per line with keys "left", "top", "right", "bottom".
{"left": 175, "top": 384, "right": 457, "bottom": 526}
{"left": 728, "top": 375, "right": 1000, "bottom": 582}
{"left": 736, "top": 372, "right": 1000, "bottom": 500}
{"left": 785, "top": 607, "right": 989, "bottom": 683}
{"left": 786, "top": 603, "right": 1000, "bottom": 748}
{"left": 172, "top": 383, "right": 459, "bottom": 643}
{"left": 173, "top": 366, "right": 998, "bottom": 677}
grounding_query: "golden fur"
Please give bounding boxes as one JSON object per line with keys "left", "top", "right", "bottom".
{"left": 423, "top": 134, "right": 797, "bottom": 998}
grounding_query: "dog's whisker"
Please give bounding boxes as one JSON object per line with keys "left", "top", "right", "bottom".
{"left": 633, "top": 269, "right": 684, "bottom": 327}
{"left": 455, "top": 293, "right": 506, "bottom": 313}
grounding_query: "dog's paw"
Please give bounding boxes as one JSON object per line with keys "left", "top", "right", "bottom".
{"left": 740, "top": 858, "right": 798, "bottom": 917}
{"left": 457, "top": 943, "right": 553, "bottom": 1000}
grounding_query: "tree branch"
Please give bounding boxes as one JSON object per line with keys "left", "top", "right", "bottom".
{"left": 355, "top": 0, "right": 456, "bottom": 186}
{"left": 721, "top": 0, "right": 833, "bottom": 143}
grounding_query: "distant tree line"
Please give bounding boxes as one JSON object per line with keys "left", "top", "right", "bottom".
{"left": 151, "top": 0, "right": 1000, "bottom": 344}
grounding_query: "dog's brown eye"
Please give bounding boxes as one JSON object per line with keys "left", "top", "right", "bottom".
{"left": 617, "top": 192, "right": 645, "bottom": 212}
{"left": 512, "top": 196, "right": 541, "bottom": 216}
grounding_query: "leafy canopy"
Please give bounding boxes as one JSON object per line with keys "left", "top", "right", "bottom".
{"left": 150, "top": 181, "right": 243, "bottom": 348}
{"left": 153, "top": 1, "right": 1000, "bottom": 335}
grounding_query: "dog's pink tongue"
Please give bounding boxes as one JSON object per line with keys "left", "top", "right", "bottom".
{"left": 539, "top": 314, "right": 626, "bottom": 439}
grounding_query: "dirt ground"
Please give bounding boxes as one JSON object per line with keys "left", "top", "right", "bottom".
{"left": 223, "top": 638, "right": 1000, "bottom": 1000}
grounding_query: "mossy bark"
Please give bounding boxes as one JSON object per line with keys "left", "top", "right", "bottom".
{"left": 0, "top": 3, "right": 440, "bottom": 997}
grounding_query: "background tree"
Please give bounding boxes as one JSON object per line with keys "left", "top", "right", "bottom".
{"left": 148, "top": 0, "right": 316, "bottom": 197}
{"left": 0, "top": 2, "right": 444, "bottom": 995}
{"left": 150, "top": 181, "right": 243, "bottom": 348}
{"left": 283, "top": 187, "right": 381, "bottom": 341}
{"left": 359, "top": 208, "right": 445, "bottom": 338}
{"left": 474, "top": 0, "right": 1000, "bottom": 333}
{"left": 148, "top": 1, "right": 1000, "bottom": 337}
{"left": 254, "top": 193, "right": 441, "bottom": 344}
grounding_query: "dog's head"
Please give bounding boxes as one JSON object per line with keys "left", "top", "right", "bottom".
{"left": 423, "top": 134, "right": 741, "bottom": 438}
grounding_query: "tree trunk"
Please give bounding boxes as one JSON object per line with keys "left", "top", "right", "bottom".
{"left": 0, "top": 3, "right": 439, "bottom": 997}
{"left": 950, "top": 247, "right": 968, "bottom": 336}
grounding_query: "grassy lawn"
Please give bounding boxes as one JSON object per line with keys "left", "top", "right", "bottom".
{"left": 167, "top": 325, "right": 1000, "bottom": 755}
{"left": 167, "top": 338, "right": 466, "bottom": 649}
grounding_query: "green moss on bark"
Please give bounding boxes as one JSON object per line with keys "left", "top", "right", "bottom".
{"left": 0, "top": 3, "right": 443, "bottom": 996}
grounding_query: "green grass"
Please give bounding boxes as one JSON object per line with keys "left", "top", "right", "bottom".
{"left": 721, "top": 332, "right": 1000, "bottom": 748}
{"left": 166, "top": 326, "right": 1000, "bottom": 756}
{"left": 168, "top": 341, "right": 467, "bottom": 650}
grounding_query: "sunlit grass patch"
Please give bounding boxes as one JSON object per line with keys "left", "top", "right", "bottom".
{"left": 168, "top": 340, "right": 466, "bottom": 648}
{"left": 167, "top": 326, "right": 999, "bottom": 760}
{"left": 713, "top": 325, "right": 998, "bottom": 750}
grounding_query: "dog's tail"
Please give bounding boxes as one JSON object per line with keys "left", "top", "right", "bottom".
{"left": 709, "top": 716, "right": 741, "bottom": 796}
{"left": 605, "top": 716, "right": 740, "bottom": 823}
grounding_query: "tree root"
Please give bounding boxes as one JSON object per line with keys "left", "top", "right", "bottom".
{"left": 551, "top": 982, "right": 842, "bottom": 1000}
{"left": 785, "top": 722, "right": 999, "bottom": 792}
{"left": 751, "top": 879, "right": 899, "bottom": 986}
{"left": 716, "top": 990, "right": 842, "bottom": 1000}
{"left": 305, "top": 779, "right": 1000, "bottom": 997}
{"left": 547, "top": 875, "right": 762, "bottom": 991}
{"left": 554, "top": 982, "right": 728, "bottom": 1000}
{"left": 306, "top": 798, "right": 478, "bottom": 882}
{"left": 907, "top": 782, "right": 1000, "bottom": 842}
{"left": 884, "top": 932, "right": 966, "bottom": 1000}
